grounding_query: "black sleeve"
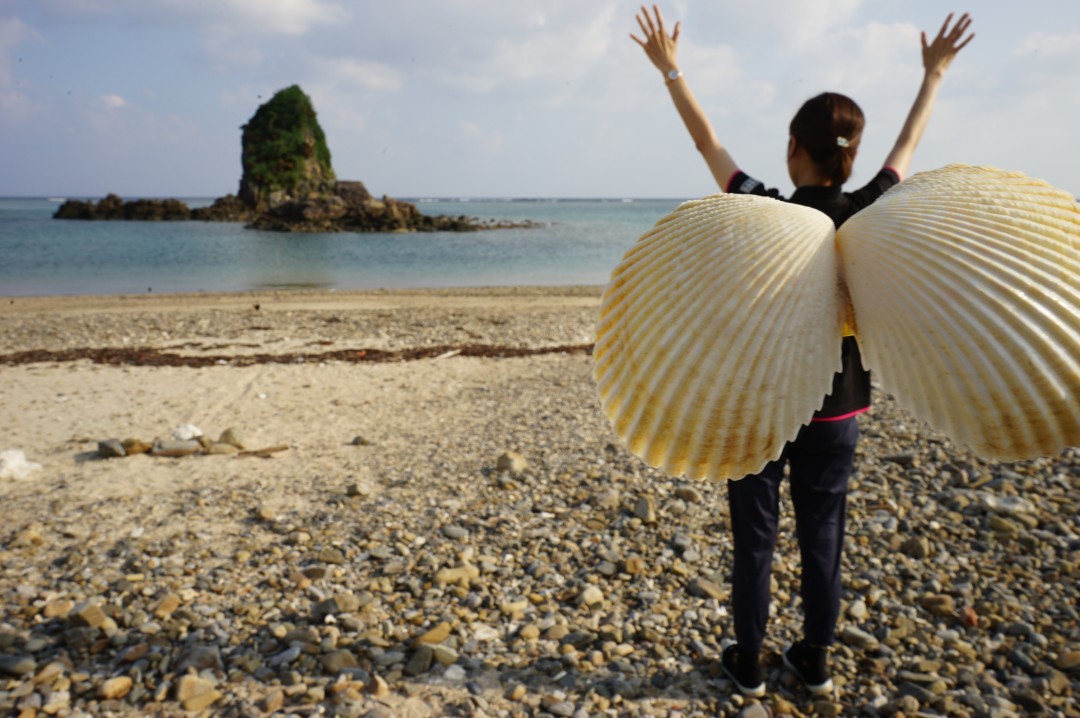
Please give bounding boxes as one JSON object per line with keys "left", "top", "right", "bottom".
{"left": 843, "top": 167, "right": 901, "bottom": 213}
{"left": 726, "top": 171, "right": 785, "bottom": 200}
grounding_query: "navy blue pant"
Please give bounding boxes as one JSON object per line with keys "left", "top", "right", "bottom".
{"left": 726, "top": 417, "right": 859, "bottom": 653}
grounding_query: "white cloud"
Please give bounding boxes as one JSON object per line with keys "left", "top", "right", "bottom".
{"left": 39, "top": 0, "right": 349, "bottom": 35}
{"left": 315, "top": 59, "right": 405, "bottom": 92}
{"left": 691, "top": 0, "right": 862, "bottom": 51}
{"left": 179, "top": 0, "right": 349, "bottom": 37}
{"left": 369, "top": 1, "right": 621, "bottom": 95}
{"left": 805, "top": 21, "right": 922, "bottom": 93}
{"left": 100, "top": 93, "right": 128, "bottom": 109}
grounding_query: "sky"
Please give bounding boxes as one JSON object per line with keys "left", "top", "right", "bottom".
{"left": 1, "top": 0, "right": 1078, "bottom": 199}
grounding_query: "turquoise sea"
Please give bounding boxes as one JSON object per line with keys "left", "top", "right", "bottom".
{"left": 0, "top": 197, "right": 689, "bottom": 297}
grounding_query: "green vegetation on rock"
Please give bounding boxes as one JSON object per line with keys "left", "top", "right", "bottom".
{"left": 238, "top": 85, "right": 336, "bottom": 210}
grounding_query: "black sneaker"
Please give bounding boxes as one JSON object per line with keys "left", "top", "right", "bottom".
{"left": 783, "top": 641, "right": 833, "bottom": 696}
{"left": 721, "top": 644, "right": 765, "bottom": 698}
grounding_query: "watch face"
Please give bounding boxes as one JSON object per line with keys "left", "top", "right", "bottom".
{"left": 668, "top": 70, "right": 681, "bottom": 80}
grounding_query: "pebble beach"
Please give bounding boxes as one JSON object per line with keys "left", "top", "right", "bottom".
{"left": 0, "top": 287, "right": 1077, "bottom": 718}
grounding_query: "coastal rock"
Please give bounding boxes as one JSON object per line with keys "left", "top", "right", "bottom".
{"left": 53, "top": 194, "right": 189, "bottom": 220}
{"left": 54, "top": 86, "right": 535, "bottom": 233}
{"left": 190, "top": 194, "right": 254, "bottom": 222}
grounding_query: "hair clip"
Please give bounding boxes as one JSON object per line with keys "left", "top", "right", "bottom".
{"left": 836, "top": 137, "right": 850, "bottom": 148}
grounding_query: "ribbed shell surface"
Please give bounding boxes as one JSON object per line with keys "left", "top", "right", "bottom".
{"left": 839, "top": 164, "right": 1080, "bottom": 459}
{"left": 594, "top": 194, "right": 843, "bottom": 481}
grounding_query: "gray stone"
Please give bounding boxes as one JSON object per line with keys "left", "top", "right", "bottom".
{"left": 97, "top": 439, "right": 126, "bottom": 458}
{"left": 441, "top": 525, "right": 469, "bottom": 541}
{"left": 404, "top": 645, "right": 433, "bottom": 676}
{"left": 151, "top": 439, "right": 201, "bottom": 457}
{"left": 174, "top": 644, "right": 224, "bottom": 674}
{"left": 0, "top": 654, "right": 36, "bottom": 676}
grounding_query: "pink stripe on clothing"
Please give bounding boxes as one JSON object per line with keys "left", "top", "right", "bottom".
{"left": 883, "top": 166, "right": 902, "bottom": 182}
{"left": 725, "top": 170, "right": 742, "bottom": 193}
{"left": 811, "top": 407, "right": 869, "bottom": 423}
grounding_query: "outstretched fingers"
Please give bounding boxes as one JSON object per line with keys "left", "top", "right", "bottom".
{"left": 937, "top": 12, "right": 975, "bottom": 51}
{"left": 922, "top": 11, "right": 974, "bottom": 73}
{"left": 630, "top": 4, "right": 681, "bottom": 72}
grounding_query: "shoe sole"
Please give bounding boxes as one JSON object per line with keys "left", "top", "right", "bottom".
{"left": 782, "top": 651, "right": 833, "bottom": 696}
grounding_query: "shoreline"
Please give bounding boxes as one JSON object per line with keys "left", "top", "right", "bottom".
{"left": 1, "top": 286, "right": 1077, "bottom": 716}
{"left": 0, "top": 284, "right": 605, "bottom": 314}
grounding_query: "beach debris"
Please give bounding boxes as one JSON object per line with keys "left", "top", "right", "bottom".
{"left": 0, "top": 449, "right": 42, "bottom": 480}
{"left": 89, "top": 425, "right": 284, "bottom": 461}
{"left": 238, "top": 444, "right": 289, "bottom": 458}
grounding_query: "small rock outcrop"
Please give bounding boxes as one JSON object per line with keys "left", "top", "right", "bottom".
{"left": 53, "top": 195, "right": 190, "bottom": 221}
{"left": 189, "top": 194, "right": 255, "bottom": 223}
{"left": 54, "top": 85, "right": 532, "bottom": 233}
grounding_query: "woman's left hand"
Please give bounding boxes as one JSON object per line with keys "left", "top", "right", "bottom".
{"left": 922, "top": 12, "right": 974, "bottom": 78}
{"left": 631, "top": 4, "right": 681, "bottom": 77}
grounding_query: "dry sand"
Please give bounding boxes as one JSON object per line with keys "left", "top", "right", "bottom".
{"left": 1, "top": 287, "right": 1077, "bottom": 717}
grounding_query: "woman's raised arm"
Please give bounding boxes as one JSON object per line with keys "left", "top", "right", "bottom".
{"left": 883, "top": 13, "right": 975, "bottom": 179}
{"left": 632, "top": 5, "right": 739, "bottom": 191}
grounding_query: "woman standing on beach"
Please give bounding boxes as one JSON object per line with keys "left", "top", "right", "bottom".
{"left": 631, "top": 5, "right": 973, "bottom": 698}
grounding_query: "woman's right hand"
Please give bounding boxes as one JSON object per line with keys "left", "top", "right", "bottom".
{"left": 631, "top": 4, "right": 681, "bottom": 77}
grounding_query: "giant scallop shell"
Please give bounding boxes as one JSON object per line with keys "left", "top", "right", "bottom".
{"left": 594, "top": 194, "right": 844, "bottom": 481}
{"left": 595, "top": 164, "right": 1080, "bottom": 481}
{"left": 839, "top": 164, "right": 1080, "bottom": 460}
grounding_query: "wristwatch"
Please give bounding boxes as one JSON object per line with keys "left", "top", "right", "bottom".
{"left": 666, "top": 69, "right": 683, "bottom": 84}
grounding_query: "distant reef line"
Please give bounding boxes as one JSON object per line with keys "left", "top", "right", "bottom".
{"left": 52, "top": 183, "right": 539, "bottom": 233}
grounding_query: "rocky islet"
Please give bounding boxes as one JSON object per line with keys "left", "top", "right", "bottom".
{"left": 53, "top": 86, "right": 536, "bottom": 234}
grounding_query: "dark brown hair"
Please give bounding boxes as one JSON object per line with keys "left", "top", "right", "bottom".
{"left": 789, "top": 92, "right": 865, "bottom": 186}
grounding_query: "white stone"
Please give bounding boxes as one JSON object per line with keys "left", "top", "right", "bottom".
{"left": 0, "top": 450, "right": 42, "bottom": 481}
{"left": 172, "top": 423, "right": 204, "bottom": 441}
{"left": 443, "top": 664, "right": 467, "bottom": 682}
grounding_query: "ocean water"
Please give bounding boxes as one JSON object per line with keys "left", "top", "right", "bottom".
{"left": 0, "top": 197, "right": 688, "bottom": 297}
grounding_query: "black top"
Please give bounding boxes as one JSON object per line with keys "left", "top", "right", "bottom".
{"left": 726, "top": 167, "right": 901, "bottom": 419}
